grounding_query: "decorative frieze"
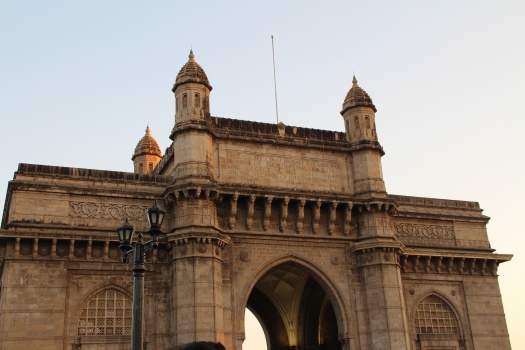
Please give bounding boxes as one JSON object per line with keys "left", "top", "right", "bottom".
{"left": 68, "top": 202, "right": 148, "bottom": 221}
{"left": 393, "top": 223, "right": 455, "bottom": 240}
{"left": 169, "top": 235, "right": 229, "bottom": 260}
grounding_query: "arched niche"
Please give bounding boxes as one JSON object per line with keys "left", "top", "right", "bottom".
{"left": 70, "top": 284, "right": 133, "bottom": 350}
{"left": 411, "top": 292, "right": 466, "bottom": 350}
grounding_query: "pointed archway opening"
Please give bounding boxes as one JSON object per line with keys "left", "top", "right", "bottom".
{"left": 246, "top": 262, "right": 342, "bottom": 350}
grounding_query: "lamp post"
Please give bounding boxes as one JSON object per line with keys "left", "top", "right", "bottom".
{"left": 116, "top": 200, "right": 166, "bottom": 350}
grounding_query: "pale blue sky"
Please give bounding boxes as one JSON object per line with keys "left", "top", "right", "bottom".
{"left": 1, "top": 1, "right": 524, "bottom": 348}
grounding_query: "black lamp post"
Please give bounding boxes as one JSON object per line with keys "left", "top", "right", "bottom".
{"left": 116, "top": 200, "right": 166, "bottom": 350}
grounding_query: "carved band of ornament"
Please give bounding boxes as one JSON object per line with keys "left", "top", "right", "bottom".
{"left": 171, "top": 237, "right": 228, "bottom": 248}
{"left": 394, "top": 223, "right": 455, "bottom": 240}
{"left": 68, "top": 201, "right": 148, "bottom": 221}
{"left": 400, "top": 254, "right": 500, "bottom": 276}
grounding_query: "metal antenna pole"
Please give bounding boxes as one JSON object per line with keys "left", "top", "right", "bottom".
{"left": 271, "top": 35, "right": 279, "bottom": 124}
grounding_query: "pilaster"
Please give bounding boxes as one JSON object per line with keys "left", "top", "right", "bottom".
{"left": 168, "top": 232, "right": 229, "bottom": 347}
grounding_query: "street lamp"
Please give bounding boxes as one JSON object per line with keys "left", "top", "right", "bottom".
{"left": 116, "top": 200, "right": 166, "bottom": 350}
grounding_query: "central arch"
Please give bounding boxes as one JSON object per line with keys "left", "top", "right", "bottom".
{"left": 240, "top": 255, "right": 349, "bottom": 350}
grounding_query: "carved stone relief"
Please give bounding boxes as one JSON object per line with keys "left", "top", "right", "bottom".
{"left": 394, "top": 223, "right": 455, "bottom": 240}
{"left": 69, "top": 202, "right": 148, "bottom": 221}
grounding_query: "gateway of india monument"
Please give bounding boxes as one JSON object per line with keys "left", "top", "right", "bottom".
{"left": 0, "top": 51, "right": 512, "bottom": 350}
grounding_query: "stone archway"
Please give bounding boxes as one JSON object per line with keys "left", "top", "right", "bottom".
{"left": 246, "top": 262, "right": 343, "bottom": 350}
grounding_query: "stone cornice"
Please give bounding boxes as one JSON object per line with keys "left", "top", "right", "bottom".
{"left": 14, "top": 163, "right": 173, "bottom": 184}
{"left": 399, "top": 251, "right": 512, "bottom": 276}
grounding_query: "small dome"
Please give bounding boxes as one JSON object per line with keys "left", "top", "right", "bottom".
{"left": 132, "top": 126, "right": 162, "bottom": 160}
{"left": 172, "top": 50, "right": 212, "bottom": 92}
{"left": 341, "top": 76, "right": 376, "bottom": 114}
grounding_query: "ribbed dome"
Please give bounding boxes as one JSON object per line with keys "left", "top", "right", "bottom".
{"left": 172, "top": 50, "right": 212, "bottom": 92}
{"left": 341, "top": 76, "right": 376, "bottom": 114}
{"left": 132, "top": 126, "right": 162, "bottom": 160}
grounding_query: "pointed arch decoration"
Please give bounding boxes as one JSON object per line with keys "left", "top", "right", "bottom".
{"left": 77, "top": 288, "right": 133, "bottom": 337}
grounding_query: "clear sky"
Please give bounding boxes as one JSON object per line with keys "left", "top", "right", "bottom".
{"left": 1, "top": 1, "right": 524, "bottom": 349}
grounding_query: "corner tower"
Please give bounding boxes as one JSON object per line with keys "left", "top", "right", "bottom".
{"left": 341, "top": 76, "right": 386, "bottom": 198}
{"left": 171, "top": 50, "right": 212, "bottom": 130}
{"left": 132, "top": 126, "right": 162, "bottom": 174}
{"left": 168, "top": 50, "right": 215, "bottom": 182}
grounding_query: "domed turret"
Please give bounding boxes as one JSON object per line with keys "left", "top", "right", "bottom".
{"left": 341, "top": 76, "right": 376, "bottom": 114}
{"left": 172, "top": 50, "right": 212, "bottom": 91}
{"left": 171, "top": 50, "right": 212, "bottom": 131}
{"left": 340, "top": 75, "right": 386, "bottom": 197}
{"left": 340, "top": 76, "right": 378, "bottom": 143}
{"left": 132, "top": 126, "right": 162, "bottom": 174}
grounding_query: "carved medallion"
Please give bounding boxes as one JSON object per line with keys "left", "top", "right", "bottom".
{"left": 108, "top": 248, "right": 119, "bottom": 259}
{"left": 38, "top": 244, "right": 51, "bottom": 257}
{"left": 20, "top": 242, "right": 32, "bottom": 256}
{"left": 57, "top": 245, "right": 68, "bottom": 257}
{"left": 74, "top": 247, "right": 85, "bottom": 259}
{"left": 197, "top": 244, "right": 207, "bottom": 253}
{"left": 91, "top": 248, "right": 102, "bottom": 258}
{"left": 331, "top": 256, "right": 342, "bottom": 265}
{"left": 240, "top": 250, "right": 252, "bottom": 262}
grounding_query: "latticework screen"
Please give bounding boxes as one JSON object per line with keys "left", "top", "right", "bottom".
{"left": 78, "top": 289, "right": 132, "bottom": 336}
{"left": 414, "top": 295, "right": 458, "bottom": 334}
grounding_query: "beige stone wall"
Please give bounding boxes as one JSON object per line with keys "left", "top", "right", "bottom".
{"left": 402, "top": 272, "right": 511, "bottom": 350}
{"left": 0, "top": 258, "right": 169, "bottom": 350}
{"left": 216, "top": 141, "right": 353, "bottom": 193}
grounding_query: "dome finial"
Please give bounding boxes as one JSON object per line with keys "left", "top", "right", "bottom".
{"left": 146, "top": 125, "right": 150, "bottom": 134}
{"left": 352, "top": 75, "right": 358, "bottom": 86}
{"left": 189, "top": 49, "right": 194, "bottom": 60}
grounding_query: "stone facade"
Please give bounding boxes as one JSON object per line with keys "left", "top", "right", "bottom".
{"left": 0, "top": 51, "right": 512, "bottom": 350}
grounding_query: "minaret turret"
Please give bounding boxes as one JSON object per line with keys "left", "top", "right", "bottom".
{"left": 168, "top": 50, "right": 215, "bottom": 182}
{"left": 171, "top": 50, "right": 212, "bottom": 133}
{"left": 132, "top": 126, "right": 162, "bottom": 174}
{"left": 341, "top": 76, "right": 386, "bottom": 197}
{"left": 341, "top": 76, "right": 377, "bottom": 143}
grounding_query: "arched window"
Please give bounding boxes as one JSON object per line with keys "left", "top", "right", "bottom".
{"left": 415, "top": 295, "right": 458, "bottom": 335}
{"left": 365, "top": 116, "right": 371, "bottom": 129}
{"left": 139, "top": 163, "right": 143, "bottom": 174}
{"left": 148, "top": 163, "right": 153, "bottom": 173}
{"left": 77, "top": 289, "right": 132, "bottom": 336}
{"left": 195, "top": 93, "right": 200, "bottom": 107}
{"left": 183, "top": 94, "right": 188, "bottom": 108}
{"left": 204, "top": 96, "right": 209, "bottom": 112}
{"left": 354, "top": 116, "right": 359, "bottom": 129}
